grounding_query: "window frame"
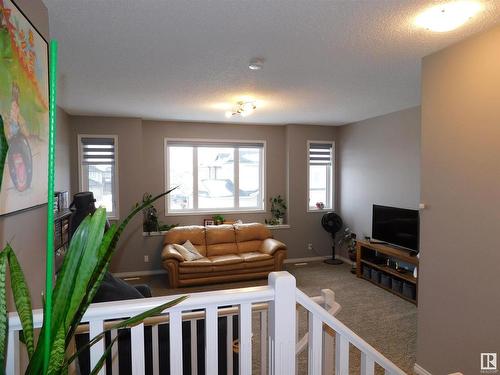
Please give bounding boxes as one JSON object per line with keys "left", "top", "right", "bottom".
{"left": 307, "top": 140, "right": 335, "bottom": 213}
{"left": 164, "top": 138, "right": 266, "bottom": 216}
{"left": 77, "top": 134, "right": 120, "bottom": 220}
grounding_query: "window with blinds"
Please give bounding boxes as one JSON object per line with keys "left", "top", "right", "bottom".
{"left": 308, "top": 141, "right": 334, "bottom": 210}
{"left": 78, "top": 135, "right": 118, "bottom": 218}
{"left": 165, "top": 139, "right": 265, "bottom": 213}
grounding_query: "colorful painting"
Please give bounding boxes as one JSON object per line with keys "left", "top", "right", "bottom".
{"left": 0, "top": 0, "right": 48, "bottom": 215}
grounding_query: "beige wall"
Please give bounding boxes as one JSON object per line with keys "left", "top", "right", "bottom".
{"left": 0, "top": 0, "right": 50, "bottom": 309}
{"left": 337, "top": 107, "right": 421, "bottom": 254}
{"left": 69, "top": 117, "right": 337, "bottom": 272}
{"left": 56, "top": 107, "right": 72, "bottom": 193}
{"left": 417, "top": 26, "right": 500, "bottom": 373}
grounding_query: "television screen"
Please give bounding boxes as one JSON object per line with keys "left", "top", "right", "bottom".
{"left": 372, "top": 205, "right": 419, "bottom": 252}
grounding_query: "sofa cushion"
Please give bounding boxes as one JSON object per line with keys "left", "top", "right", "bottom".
{"left": 179, "top": 257, "right": 212, "bottom": 267}
{"left": 164, "top": 226, "right": 207, "bottom": 256}
{"left": 206, "top": 225, "right": 238, "bottom": 256}
{"left": 234, "top": 223, "right": 271, "bottom": 254}
{"left": 234, "top": 223, "right": 271, "bottom": 242}
{"left": 208, "top": 254, "right": 243, "bottom": 265}
{"left": 236, "top": 240, "right": 262, "bottom": 254}
{"left": 239, "top": 252, "right": 272, "bottom": 262}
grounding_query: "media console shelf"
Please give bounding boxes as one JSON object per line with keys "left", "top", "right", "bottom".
{"left": 356, "top": 240, "right": 418, "bottom": 304}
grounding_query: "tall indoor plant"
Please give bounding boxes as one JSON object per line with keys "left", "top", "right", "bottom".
{"left": 0, "top": 41, "right": 186, "bottom": 374}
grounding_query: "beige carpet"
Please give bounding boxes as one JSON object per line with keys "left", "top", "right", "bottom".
{"left": 125, "top": 261, "right": 416, "bottom": 374}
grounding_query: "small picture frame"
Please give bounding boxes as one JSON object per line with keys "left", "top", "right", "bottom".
{"left": 204, "top": 219, "right": 215, "bottom": 226}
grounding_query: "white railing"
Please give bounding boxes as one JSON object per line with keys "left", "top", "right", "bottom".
{"left": 6, "top": 272, "right": 406, "bottom": 374}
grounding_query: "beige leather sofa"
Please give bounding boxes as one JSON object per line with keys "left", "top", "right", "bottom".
{"left": 161, "top": 223, "right": 287, "bottom": 287}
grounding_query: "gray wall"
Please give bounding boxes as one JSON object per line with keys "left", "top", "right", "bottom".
{"left": 69, "top": 117, "right": 337, "bottom": 273}
{"left": 0, "top": 0, "right": 51, "bottom": 310}
{"left": 337, "top": 107, "right": 421, "bottom": 254}
{"left": 417, "top": 26, "right": 500, "bottom": 374}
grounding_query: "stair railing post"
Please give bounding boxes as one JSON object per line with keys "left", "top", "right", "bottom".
{"left": 268, "top": 271, "right": 296, "bottom": 375}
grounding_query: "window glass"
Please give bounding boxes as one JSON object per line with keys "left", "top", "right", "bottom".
{"left": 165, "top": 141, "right": 264, "bottom": 213}
{"left": 308, "top": 142, "right": 333, "bottom": 210}
{"left": 79, "top": 136, "right": 118, "bottom": 218}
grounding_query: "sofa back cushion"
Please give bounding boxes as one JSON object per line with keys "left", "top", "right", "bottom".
{"left": 164, "top": 226, "right": 207, "bottom": 256}
{"left": 205, "top": 224, "right": 238, "bottom": 256}
{"left": 234, "top": 223, "right": 272, "bottom": 253}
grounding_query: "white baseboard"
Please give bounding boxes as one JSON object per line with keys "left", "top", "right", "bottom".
{"left": 414, "top": 363, "right": 432, "bottom": 375}
{"left": 113, "top": 269, "right": 167, "bottom": 278}
{"left": 284, "top": 255, "right": 353, "bottom": 265}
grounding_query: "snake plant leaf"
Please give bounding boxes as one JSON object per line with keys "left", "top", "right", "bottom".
{"left": 63, "top": 208, "right": 106, "bottom": 327}
{"left": 65, "top": 295, "right": 187, "bottom": 367}
{"left": 69, "top": 189, "right": 176, "bottom": 340}
{"left": 65, "top": 224, "right": 118, "bottom": 344}
{"left": 46, "top": 325, "right": 66, "bottom": 375}
{"left": 0, "top": 116, "right": 8, "bottom": 190}
{"left": 89, "top": 333, "right": 119, "bottom": 375}
{"left": 0, "top": 250, "right": 8, "bottom": 372}
{"left": 27, "top": 215, "right": 93, "bottom": 374}
{"left": 5, "top": 245, "right": 35, "bottom": 358}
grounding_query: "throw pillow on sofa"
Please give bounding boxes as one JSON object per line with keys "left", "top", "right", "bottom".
{"left": 173, "top": 240, "right": 204, "bottom": 261}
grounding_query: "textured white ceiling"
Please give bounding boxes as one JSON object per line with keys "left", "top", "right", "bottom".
{"left": 43, "top": 0, "right": 500, "bottom": 125}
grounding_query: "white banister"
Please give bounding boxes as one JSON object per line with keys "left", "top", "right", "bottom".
{"left": 169, "top": 309, "right": 183, "bottom": 375}
{"left": 335, "top": 332, "right": 349, "bottom": 375}
{"left": 130, "top": 323, "right": 145, "bottom": 374}
{"left": 6, "top": 272, "right": 405, "bottom": 375}
{"left": 110, "top": 328, "right": 119, "bottom": 374}
{"left": 260, "top": 310, "right": 268, "bottom": 375}
{"left": 361, "top": 352, "right": 375, "bottom": 375}
{"left": 239, "top": 302, "right": 252, "bottom": 375}
{"left": 268, "top": 271, "right": 296, "bottom": 375}
{"left": 226, "top": 315, "right": 233, "bottom": 375}
{"left": 205, "top": 306, "right": 218, "bottom": 375}
{"left": 190, "top": 319, "right": 198, "bottom": 375}
{"left": 308, "top": 312, "right": 323, "bottom": 374}
{"left": 6, "top": 330, "right": 20, "bottom": 375}
{"left": 296, "top": 288, "right": 406, "bottom": 375}
{"left": 89, "top": 319, "right": 105, "bottom": 375}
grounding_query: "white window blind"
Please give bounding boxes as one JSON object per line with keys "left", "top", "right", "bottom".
{"left": 308, "top": 141, "right": 334, "bottom": 210}
{"left": 79, "top": 135, "right": 119, "bottom": 218}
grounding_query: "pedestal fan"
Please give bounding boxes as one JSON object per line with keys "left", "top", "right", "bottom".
{"left": 321, "top": 212, "right": 344, "bottom": 265}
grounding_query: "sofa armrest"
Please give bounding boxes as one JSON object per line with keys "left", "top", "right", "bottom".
{"left": 161, "top": 244, "right": 184, "bottom": 262}
{"left": 260, "top": 238, "right": 287, "bottom": 255}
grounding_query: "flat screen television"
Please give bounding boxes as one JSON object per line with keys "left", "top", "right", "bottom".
{"left": 372, "top": 205, "right": 419, "bottom": 252}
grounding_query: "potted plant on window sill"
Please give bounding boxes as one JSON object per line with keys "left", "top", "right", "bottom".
{"left": 266, "top": 195, "right": 287, "bottom": 225}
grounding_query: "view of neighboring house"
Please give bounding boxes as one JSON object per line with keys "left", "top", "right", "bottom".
{"left": 0, "top": 0, "right": 499, "bottom": 374}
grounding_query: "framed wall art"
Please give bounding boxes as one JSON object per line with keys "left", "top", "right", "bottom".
{"left": 0, "top": 0, "right": 49, "bottom": 215}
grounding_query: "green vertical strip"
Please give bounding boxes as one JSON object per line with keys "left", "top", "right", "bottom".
{"left": 44, "top": 39, "right": 58, "bottom": 374}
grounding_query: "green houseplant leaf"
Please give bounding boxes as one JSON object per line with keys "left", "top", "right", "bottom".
{"left": 0, "top": 251, "right": 8, "bottom": 372}
{"left": 2, "top": 188, "right": 181, "bottom": 375}
{"left": 5, "top": 245, "right": 35, "bottom": 358}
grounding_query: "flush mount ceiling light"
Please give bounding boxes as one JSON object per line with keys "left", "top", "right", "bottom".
{"left": 248, "top": 58, "right": 264, "bottom": 70}
{"left": 225, "top": 101, "right": 257, "bottom": 118}
{"left": 415, "top": 1, "right": 482, "bottom": 32}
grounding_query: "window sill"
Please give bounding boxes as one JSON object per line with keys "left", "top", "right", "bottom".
{"left": 165, "top": 209, "right": 265, "bottom": 217}
{"left": 266, "top": 224, "right": 291, "bottom": 230}
{"left": 142, "top": 223, "right": 291, "bottom": 237}
{"left": 307, "top": 208, "right": 333, "bottom": 213}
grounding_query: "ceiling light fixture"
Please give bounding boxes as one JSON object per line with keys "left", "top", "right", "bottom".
{"left": 225, "top": 101, "right": 257, "bottom": 118}
{"left": 415, "top": 1, "right": 482, "bottom": 32}
{"left": 248, "top": 58, "right": 264, "bottom": 70}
